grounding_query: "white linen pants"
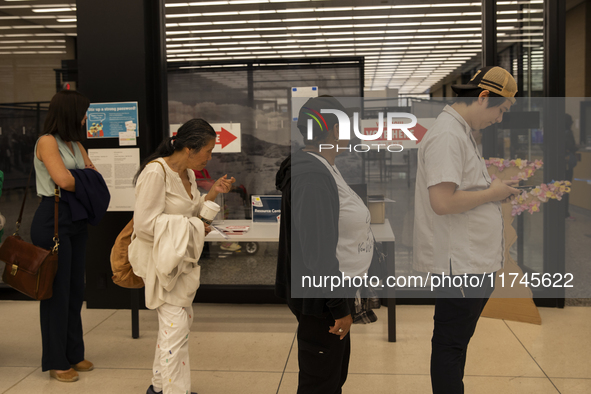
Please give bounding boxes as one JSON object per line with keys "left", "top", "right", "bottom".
{"left": 152, "top": 303, "right": 194, "bottom": 394}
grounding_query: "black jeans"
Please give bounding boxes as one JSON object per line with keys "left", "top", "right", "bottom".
{"left": 31, "top": 197, "right": 88, "bottom": 371}
{"left": 431, "top": 273, "right": 496, "bottom": 394}
{"left": 290, "top": 306, "right": 351, "bottom": 394}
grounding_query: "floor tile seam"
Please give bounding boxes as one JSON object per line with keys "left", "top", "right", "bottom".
{"left": 341, "top": 373, "right": 551, "bottom": 378}
{"left": 546, "top": 376, "right": 591, "bottom": 380}
{"left": 502, "top": 320, "right": 562, "bottom": 394}
{"left": 0, "top": 366, "right": 39, "bottom": 369}
{"left": 69, "top": 367, "right": 287, "bottom": 373}
{"left": 276, "top": 331, "right": 297, "bottom": 394}
{"left": 462, "top": 374, "right": 563, "bottom": 379}
{"left": 2, "top": 366, "right": 39, "bottom": 394}
{"left": 82, "top": 309, "right": 120, "bottom": 337}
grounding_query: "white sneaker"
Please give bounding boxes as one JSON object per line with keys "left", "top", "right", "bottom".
{"left": 220, "top": 242, "right": 241, "bottom": 251}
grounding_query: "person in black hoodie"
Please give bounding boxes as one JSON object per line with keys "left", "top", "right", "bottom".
{"left": 276, "top": 96, "right": 372, "bottom": 394}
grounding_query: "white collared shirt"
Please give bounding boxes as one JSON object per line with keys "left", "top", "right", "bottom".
{"left": 413, "top": 105, "right": 504, "bottom": 275}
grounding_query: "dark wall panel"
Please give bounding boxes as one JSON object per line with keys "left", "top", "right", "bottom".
{"left": 77, "top": 0, "right": 168, "bottom": 309}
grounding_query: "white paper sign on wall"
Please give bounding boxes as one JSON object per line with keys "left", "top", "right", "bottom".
{"left": 291, "top": 86, "right": 318, "bottom": 122}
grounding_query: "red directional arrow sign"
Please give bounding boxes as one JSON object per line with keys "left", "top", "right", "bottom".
{"left": 216, "top": 127, "right": 237, "bottom": 149}
{"left": 410, "top": 123, "right": 428, "bottom": 144}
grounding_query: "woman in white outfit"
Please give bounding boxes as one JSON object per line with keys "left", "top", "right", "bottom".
{"left": 129, "top": 119, "right": 235, "bottom": 394}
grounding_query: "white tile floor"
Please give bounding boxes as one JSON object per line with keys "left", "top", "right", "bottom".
{"left": 0, "top": 301, "right": 590, "bottom": 394}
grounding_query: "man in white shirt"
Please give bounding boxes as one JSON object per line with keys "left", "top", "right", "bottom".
{"left": 413, "top": 66, "right": 520, "bottom": 394}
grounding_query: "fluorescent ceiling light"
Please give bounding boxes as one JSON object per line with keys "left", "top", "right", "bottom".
{"left": 21, "top": 39, "right": 59, "bottom": 43}
{"left": 163, "top": 1, "right": 537, "bottom": 94}
{"left": 12, "top": 26, "right": 45, "bottom": 29}
{"left": 223, "top": 29, "right": 257, "bottom": 33}
{"left": 202, "top": 12, "right": 239, "bottom": 16}
{"left": 184, "top": 30, "right": 221, "bottom": 34}
{"left": 46, "top": 25, "right": 75, "bottom": 28}
{"left": 229, "top": 0, "right": 269, "bottom": 4}
{"left": 32, "top": 8, "right": 75, "bottom": 13}
{"left": 0, "top": 5, "right": 31, "bottom": 9}
{"left": 320, "top": 7, "right": 353, "bottom": 11}
{"left": 176, "top": 22, "right": 212, "bottom": 27}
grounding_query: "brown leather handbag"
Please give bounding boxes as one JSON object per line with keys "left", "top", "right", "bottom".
{"left": 110, "top": 218, "right": 144, "bottom": 288}
{"left": 110, "top": 160, "right": 166, "bottom": 289}
{"left": 0, "top": 173, "right": 59, "bottom": 300}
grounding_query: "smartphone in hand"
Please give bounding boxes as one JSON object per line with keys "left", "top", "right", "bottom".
{"left": 514, "top": 185, "right": 535, "bottom": 192}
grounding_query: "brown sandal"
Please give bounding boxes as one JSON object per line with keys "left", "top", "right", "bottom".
{"left": 49, "top": 368, "right": 79, "bottom": 382}
{"left": 72, "top": 360, "right": 94, "bottom": 372}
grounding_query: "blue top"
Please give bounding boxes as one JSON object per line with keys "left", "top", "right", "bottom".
{"left": 34, "top": 135, "right": 85, "bottom": 197}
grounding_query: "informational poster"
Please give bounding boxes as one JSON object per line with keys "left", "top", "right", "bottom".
{"left": 86, "top": 102, "right": 139, "bottom": 143}
{"left": 170, "top": 123, "right": 241, "bottom": 153}
{"left": 88, "top": 148, "right": 140, "bottom": 211}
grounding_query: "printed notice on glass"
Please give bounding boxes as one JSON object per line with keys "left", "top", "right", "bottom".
{"left": 291, "top": 86, "right": 318, "bottom": 122}
{"left": 88, "top": 148, "right": 140, "bottom": 211}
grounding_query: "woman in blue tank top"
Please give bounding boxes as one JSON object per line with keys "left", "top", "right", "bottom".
{"left": 31, "top": 90, "right": 97, "bottom": 383}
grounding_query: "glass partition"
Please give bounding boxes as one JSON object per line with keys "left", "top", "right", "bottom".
{"left": 0, "top": 102, "right": 49, "bottom": 244}
{"left": 167, "top": 60, "right": 363, "bottom": 286}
